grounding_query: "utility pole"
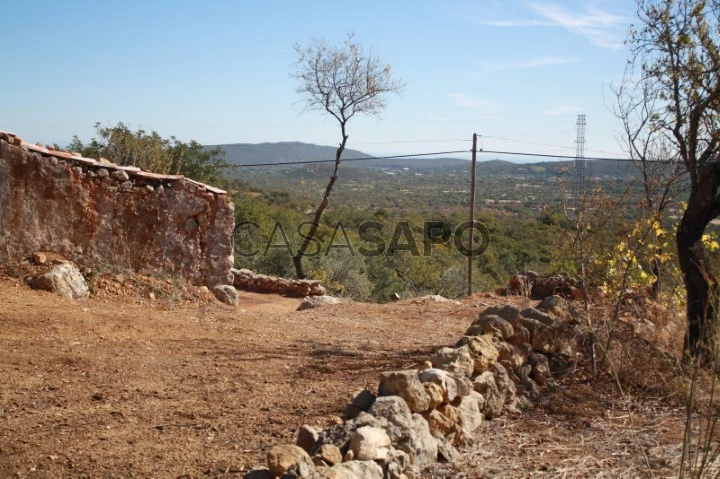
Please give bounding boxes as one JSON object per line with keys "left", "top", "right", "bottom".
{"left": 468, "top": 133, "right": 477, "bottom": 297}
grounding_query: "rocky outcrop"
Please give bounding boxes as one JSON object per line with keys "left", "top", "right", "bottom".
{"left": 0, "top": 132, "right": 235, "bottom": 303}
{"left": 233, "top": 269, "right": 326, "bottom": 298}
{"left": 244, "top": 295, "right": 582, "bottom": 478}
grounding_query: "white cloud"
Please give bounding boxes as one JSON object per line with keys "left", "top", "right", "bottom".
{"left": 467, "top": 55, "right": 580, "bottom": 78}
{"left": 543, "top": 105, "right": 582, "bottom": 116}
{"left": 527, "top": 3, "right": 629, "bottom": 50}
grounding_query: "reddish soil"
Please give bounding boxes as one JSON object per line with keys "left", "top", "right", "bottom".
{"left": 0, "top": 277, "right": 691, "bottom": 478}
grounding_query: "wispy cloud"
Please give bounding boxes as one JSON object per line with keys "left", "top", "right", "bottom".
{"left": 467, "top": 55, "right": 579, "bottom": 78}
{"left": 448, "top": 93, "right": 498, "bottom": 110}
{"left": 543, "top": 105, "right": 582, "bottom": 117}
{"left": 483, "top": 19, "right": 554, "bottom": 27}
{"left": 527, "top": 3, "right": 629, "bottom": 50}
{"left": 479, "top": 2, "right": 629, "bottom": 50}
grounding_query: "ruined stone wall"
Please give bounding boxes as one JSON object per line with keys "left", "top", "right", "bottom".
{"left": 0, "top": 133, "right": 235, "bottom": 291}
{"left": 232, "top": 268, "right": 326, "bottom": 297}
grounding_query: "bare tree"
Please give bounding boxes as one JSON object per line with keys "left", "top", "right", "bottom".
{"left": 290, "top": 34, "right": 403, "bottom": 279}
{"left": 623, "top": 0, "right": 720, "bottom": 358}
{"left": 613, "top": 64, "right": 687, "bottom": 299}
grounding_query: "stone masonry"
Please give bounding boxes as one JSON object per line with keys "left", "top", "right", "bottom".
{"left": 0, "top": 131, "right": 236, "bottom": 301}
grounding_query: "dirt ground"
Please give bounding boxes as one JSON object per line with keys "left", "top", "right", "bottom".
{"left": 0, "top": 276, "right": 693, "bottom": 478}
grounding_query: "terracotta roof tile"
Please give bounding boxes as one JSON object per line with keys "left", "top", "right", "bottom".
{"left": 1, "top": 130, "right": 227, "bottom": 196}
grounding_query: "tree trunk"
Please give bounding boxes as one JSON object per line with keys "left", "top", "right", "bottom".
{"left": 678, "top": 168, "right": 720, "bottom": 359}
{"left": 293, "top": 129, "right": 349, "bottom": 279}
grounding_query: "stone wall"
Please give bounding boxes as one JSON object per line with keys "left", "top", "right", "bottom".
{"left": 244, "top": 296, "right": 583, "bottom": 478}
{"left": 0, "top": 132, "right": 235, "bottom": 296}
{"left": 233, "top": 269, "right": 326, "bottom": 297}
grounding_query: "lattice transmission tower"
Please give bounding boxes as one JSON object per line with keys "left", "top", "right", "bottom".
{"left": 573, "top": 114, "right": 587, "bottom": 202}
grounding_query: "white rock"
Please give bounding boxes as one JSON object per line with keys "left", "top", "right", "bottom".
{"left": 316, "top": 460, "right": 384, "bottom": 479}
{"left": 418, "top": 368, "right": 458, "bottom": 403}
{"left": 26, "top": 262, "right": 89, "bottom": 300}
{"left": 297, "top": 295, "right": 342, "bottom": 311}
{"left": 350, "top": 426, "right": 392, "bottom": 461}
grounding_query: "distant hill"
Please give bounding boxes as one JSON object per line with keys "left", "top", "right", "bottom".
{"left": 209, "top": 141, "right": 642, "bottom": 178}
{"left": 209, "top": 141, "right": 372, "bottom": 166}
{"left": 207, "top": 141, "right": 472, "bottom": 170}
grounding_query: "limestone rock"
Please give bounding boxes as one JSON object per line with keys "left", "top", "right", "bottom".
{"left": 387, "top": 414, "right": 438, "bottom": 470}
{"left": 520, "top": 307, "right": 555, "bottom": 325}
{"left": 343, "top": 389, "right": 376, "bottom": 419}
{"left": 297, "top": 295, "right": 342, "bottom": 311}
{"left": 516, "top": 365, "right": 540, "bottom": 400}
{"left": 436, "top": 437, "right": 461, "bottom": 463}
{"left": 528, "top": 352, "right": 553, "bottom": 387}
{"left": 508, "top": 324, "right": 530, "bottom": 346}
{"left": 368, "top": 396, "right": 413, "bottom": 430}
{"left": 456, "top": 391, "right": 484, "bottom": 433}
{"left": 213, "top": 284, "right": 238, "bottom": 305}
{"left": 473, "top": 372, "right": 503, "bottom": 418}
{"left": 267, "top": 445, "right": 314, "bottom": 477}
{"left": 312, "top": 413, "right": 386, "bottom": 456}
{"left": 383, "top": 448, "right": 410, "bottom": 479}
{"left": 316, "top": 460, "right": 384, "bottom": 479}
{"left": 283, "top": 459, "right": 315, "bottom": 478}
{"left": 26, "top": 262, "right": 89, "bottom": 300}
{"left": 350, "top": 426, "right": 391, "bottom": 461}
{"left": 296, "top": 425, "right": 320, "bottom": 454}
{"left": 351, "top": 389, "right": 376, "bottom": 411}
{"left": 318, "top": 444, "right": 343, "bottom": 466}
{"left": 450, "top": 373, "right": 473, "bottom": 397}
{"left": 370, "top": 396, "right": 437, "bottom": 469}
{"left": 466, "top": 314, "right": 514, "bottom": 340}
{"left": 491, "top": 362, "right": 513, "bottom": 396}
{"left": 423, "top": 382, "right": 444, "bottom": 409}
{"left": 494, "top": 341, "right": 527, "bottom": 371}
{"left": 537, "top": 295, "right": 577, "bottom": 323}
{"left": 312, "top": 423, "right": 355, "bottom": 456}
{"left": 430, "top": 346, "right": 474, "bottom": 378}
{"left": 422, "top": 408, "right": 457, "bottom": 439}
{"left": 479, "top": 305, "right": 521, "bottom": 326}
{"left": 418, "top": 368, "right": 458, "bottom": 403}
{"left": 454, "top": 335, "right": 499, "bottom": 374}
{"left": 378, "top": 370, "right": 431, "bottom": 413}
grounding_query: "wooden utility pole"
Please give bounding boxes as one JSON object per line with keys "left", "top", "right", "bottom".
{"left": 468, "top": 133, "right": 477, "bottom": 297}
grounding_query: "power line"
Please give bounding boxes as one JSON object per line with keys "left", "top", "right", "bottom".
{"left": 481, "top": 135, "right": 627, "bottom": 158}
{"left": 477, "top": 149, "right": 674, "bottom": 163}
{"left": 233, "top": 150, "right": 470, "bottom": 167}
{"left": 232, "top": 144, "right": 678, "bottom": 168}
{"left": 352, "top": 138, "right": 472, "bottom": 145}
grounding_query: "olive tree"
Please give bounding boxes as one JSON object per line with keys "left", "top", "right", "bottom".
{"left": 290, "top": 34, "right": 403, "bottom": 279}
{"left": 69, "top": 122, "right": 229, "bottom": 184}
{"left": 622, "top": 0, "right": 720, "bottom": 357}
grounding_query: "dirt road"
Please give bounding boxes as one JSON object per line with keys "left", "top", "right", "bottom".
{"left": 0, "top": 278, "right": 688, "bottom": 478}
{"left": 0, "top": 279, "right": 480, "bottom": 477}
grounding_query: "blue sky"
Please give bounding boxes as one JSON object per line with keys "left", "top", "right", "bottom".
{"left": 2, "top": 0, "right": 636, "bottom": 160}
